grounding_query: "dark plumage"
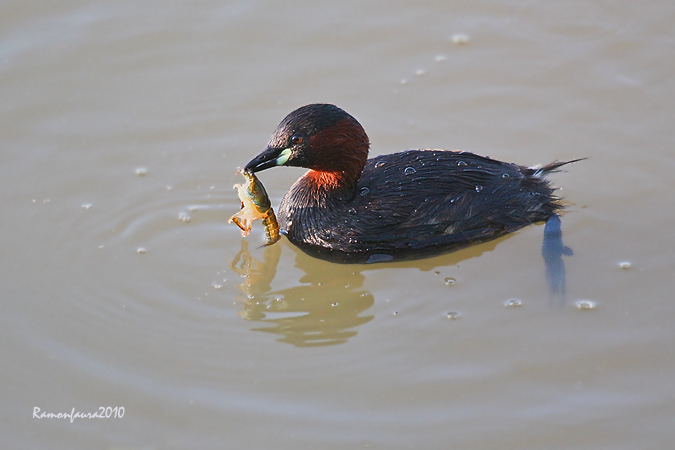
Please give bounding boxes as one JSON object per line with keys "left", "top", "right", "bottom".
{"left": 245, "top": 104, "right": 582, "bottom": 263}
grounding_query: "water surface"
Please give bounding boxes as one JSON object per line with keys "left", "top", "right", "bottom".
{"left": 3, "top": 0, "right": 674, "bottom": 448}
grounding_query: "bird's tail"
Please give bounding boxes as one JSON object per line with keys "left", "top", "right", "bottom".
{"left": 530, "top": 158, "right": 587, "bottom": 178}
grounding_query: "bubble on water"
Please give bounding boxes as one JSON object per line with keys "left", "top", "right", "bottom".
{"left": 504, "top": 298, "right": 523, "bottom": 308}
{"left": 178, "top": 212, "right": 191, "bottom": 223}
{"left": 359, "top": 187, "right": 370, "bottom": 196}
{"left": 348, "top": 208, "right": 357, "bottom": 215}
{"left": 618, "top": 261, "right": 632, "bottom": 270}
{"left": 392, "top": 311, "right": 399, "bottom": 316}
{"left": 81, "top": 203, "right": 93, "bottom": 210}
{"left": 575, "top": 300, "right": 597, "bottom": 311}
{"left": 446, "top": 311, "right": 460, "bottom": 320}
{"left": 212, "top": 282, "right": 222, "bottom": 289}
{"left": 137, "top": 247, "right": 147, "bottom": 254}
{"left": 404, "top": 166, "right": 417, "bottom": 175}
{"left": 415, "top": 69, "right": 426, "bottom": 76}
{"left": 444, "top": 277, "right": 456, "bottom": 286}
{"left": 331, "top": 302, "right": 338, "bottom": 307}
{"left": 375, "top": 161, "right": 386, "bottom": 168}
{"left": 457, "top": 160, "right": 467, "bottom": 166}
{"left": 475, "top": 185, "right": 483, "bottom": 193}
{"left": 451, "top": 33, "right": 470, "bottom": 45}
{"left": 434, "top": 55, "right": 447, "bottom": 62}
{"left": 135, "top": 167, "right": 148, "bottom": 176}
{"left": 502, "top": 173, "right": 510, "bottom": 179}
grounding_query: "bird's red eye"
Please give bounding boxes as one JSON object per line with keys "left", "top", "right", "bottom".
{"left": 291, "top": 135, "right": 303, "bottom": 145}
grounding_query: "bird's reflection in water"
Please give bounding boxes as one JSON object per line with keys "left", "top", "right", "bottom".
{"left": 230, "top": 236, "right": 507, "bottom": 347}
{"left": 230, "top": 241, "right": 374, "bottom": 347}
{"left": 230, "top": 216, "right": 573, "bottom": 346}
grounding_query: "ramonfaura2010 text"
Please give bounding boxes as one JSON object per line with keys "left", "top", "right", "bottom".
{"left": 33, "top": 406, "right": 124, "bottom": 423}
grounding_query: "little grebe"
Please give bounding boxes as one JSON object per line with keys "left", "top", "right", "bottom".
{"left": 245, "top": 103, "right": 581, "bottom": 263}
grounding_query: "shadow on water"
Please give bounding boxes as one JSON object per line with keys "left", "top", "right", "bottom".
{"left": 230, "top": 216, "right": 573, "bottom": 347}
{"left": 541, "top": 214, "right": 573, "bottom": 308}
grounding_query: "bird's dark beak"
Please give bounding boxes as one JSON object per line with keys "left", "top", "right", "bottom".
{"left": 244, "top": 147, "right": 291, "bottom": 173}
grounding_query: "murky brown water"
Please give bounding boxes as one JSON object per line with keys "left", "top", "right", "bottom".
{"left": 4, "top": 1, "right": 675, "bottom": 448}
